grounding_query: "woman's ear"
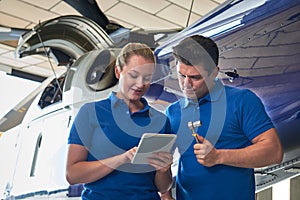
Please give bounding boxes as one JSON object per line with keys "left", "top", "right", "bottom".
{"left": 115, "top": 65, "right": 121, "bottom": 79}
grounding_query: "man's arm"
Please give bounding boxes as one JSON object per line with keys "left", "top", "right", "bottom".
{"left": 194, "top": 128, "right": 283, "bottom": 168}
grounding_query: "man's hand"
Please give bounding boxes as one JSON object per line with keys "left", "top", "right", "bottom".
{"left": 193, "top": 134, "right": 219, "bottom": 167}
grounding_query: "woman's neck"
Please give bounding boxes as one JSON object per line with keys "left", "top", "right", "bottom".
{"left": 116, "top": 92, "right": 144, "bottom": 113}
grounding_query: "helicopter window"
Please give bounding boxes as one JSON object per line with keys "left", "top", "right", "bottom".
{"left": 30, "top": 133, "right": 42, "bottom": 177}
{"left": 38, "top": 76, "right": 65, "bottom": 109}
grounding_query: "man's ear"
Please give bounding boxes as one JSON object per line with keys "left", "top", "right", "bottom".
{"left": 115, "top": 66, "right": 121, "bottom": 79}
{"left": 211, "top": 66, "right": 219, "bottom": 78}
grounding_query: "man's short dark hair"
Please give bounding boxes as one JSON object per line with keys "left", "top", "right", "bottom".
{"left": 172, "top": 35, "right": 219, "bottom": 74}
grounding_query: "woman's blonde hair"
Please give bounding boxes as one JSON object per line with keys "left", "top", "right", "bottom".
{"left": 116, "top": 43, "right": 155, "bottom": 70}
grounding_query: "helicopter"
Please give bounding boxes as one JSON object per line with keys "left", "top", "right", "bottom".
{"left": 0, "top": 0, "right": 299, "bottom": 199}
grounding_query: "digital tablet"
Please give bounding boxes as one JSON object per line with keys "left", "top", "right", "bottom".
{"left": 131, "top": 133, "right": 177, "bottom": 164}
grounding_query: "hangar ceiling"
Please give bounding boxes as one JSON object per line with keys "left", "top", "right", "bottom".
{"left": 0, "top": 0, "right": 226, "bottom": 79}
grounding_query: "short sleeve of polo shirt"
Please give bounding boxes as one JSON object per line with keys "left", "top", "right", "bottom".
{"left": 68, "top": 103, "right": 96, "bottom": 146}
{"left": 238, "top": 89, "right": 274, "bottom": 141}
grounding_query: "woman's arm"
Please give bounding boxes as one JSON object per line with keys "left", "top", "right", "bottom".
{"left": 66, "top": 144, "right": 136, "bottom": 184}
{"left": 148, "top": 152, "right": 173, "bottom": 193}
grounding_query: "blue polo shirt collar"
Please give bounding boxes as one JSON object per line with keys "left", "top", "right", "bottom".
{"left": 109, "top": 92, "right": 150, "bottom": 114}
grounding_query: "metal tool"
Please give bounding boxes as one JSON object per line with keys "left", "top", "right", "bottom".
{"left": 188, "top": 120, "right": 202, "bottom": 143}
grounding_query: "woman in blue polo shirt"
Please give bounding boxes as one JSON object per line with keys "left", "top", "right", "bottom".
{"left": 66, "top": 43, "right": 173, "bottom": 200}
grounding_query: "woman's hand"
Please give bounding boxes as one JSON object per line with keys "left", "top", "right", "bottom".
{"left": 120, "top": 146, "right": 137, "bottom": 164}
{"left": 160, "top": 190, "right": 175, "bottom": 200}
{"left": 147, "top": 151, "right": 173, "bottom": 172}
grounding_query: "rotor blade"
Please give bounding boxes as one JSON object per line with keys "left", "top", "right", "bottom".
{"left": 62, "top": 0, "right": 109, "bottom": 29}
{"left": 0, "top": 26, "right": 28, "bottom": 41}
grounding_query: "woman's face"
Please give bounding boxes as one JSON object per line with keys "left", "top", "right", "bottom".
{"left": 115, "top": 55, "right": 155, "bottom": 102}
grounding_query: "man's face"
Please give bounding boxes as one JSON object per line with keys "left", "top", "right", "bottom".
{"left": 177, "top": 62, "right": 216, "bottom": 99}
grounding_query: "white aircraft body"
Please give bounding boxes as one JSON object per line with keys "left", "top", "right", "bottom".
{"left": 0, "top": 0, "right": 300, "bottom": 199}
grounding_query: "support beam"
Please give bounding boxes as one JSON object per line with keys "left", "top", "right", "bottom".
{"left": 256, "top": 187, "right": 272, "bottom": 200}
{"left": 291, "top": 175, "right": 300, "bottom": 200}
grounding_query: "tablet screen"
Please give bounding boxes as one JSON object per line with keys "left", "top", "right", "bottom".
{"left": 131, "top": 133, "right": 177, "bottom": 164}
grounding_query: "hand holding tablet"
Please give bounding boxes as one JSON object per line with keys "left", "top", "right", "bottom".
{"left": 131, "top": 133, "right": 177, "bottom": 164}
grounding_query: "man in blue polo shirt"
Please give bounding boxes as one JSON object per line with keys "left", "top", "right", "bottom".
{"left": 165, "top": 35, "right": 283, "bottom": 200}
